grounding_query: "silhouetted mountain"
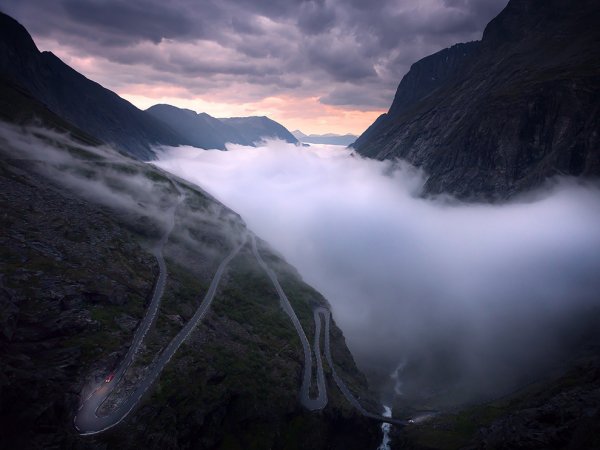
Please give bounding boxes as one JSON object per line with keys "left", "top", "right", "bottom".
{"left": 220, "top": 116, "right": 298, "bottom": 145}
{"left": 146, "top": 104, "right": 246, "bottom": 150}
{"left": 147, "top": 104, "right": 297, "bottom": 149}
{"left": 292, "top": 130, "right": 358, "bottom": 146}
{"left": 0, "top": 11, "right": 184, "bottom": 159}
{"left": 292, "top": 129, "right": 307, "bottom": 138}
{"left": 353, "top": 0, "right": 600, "bottom": 200}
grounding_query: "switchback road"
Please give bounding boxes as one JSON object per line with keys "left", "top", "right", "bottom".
{"left": 74, "top": 194, "right": 246, "bottom": 435}
{"left": 251, "top": 235, "right": 407, "bottom": 426}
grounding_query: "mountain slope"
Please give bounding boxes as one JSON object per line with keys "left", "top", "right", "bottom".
{"left": 146, "top": 104, "right": 247, "bottom": 150}
{"left": 0, "top": 118, "right": 380, "bottom": 449}
{"left": 220, "top": 116, "right": 298, "bottom": 145}
{"left": 147, "top": 104, "right": 298, "bottom": 149}
{"left": 353, "top": 0, "right": 600, "bottom": 200}
{"left": 0, "top": 12, "right": 184, "bottom": 160}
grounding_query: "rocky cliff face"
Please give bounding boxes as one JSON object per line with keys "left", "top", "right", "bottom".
{"left": 353, "top": 0, "right": 600, "bottom": 200}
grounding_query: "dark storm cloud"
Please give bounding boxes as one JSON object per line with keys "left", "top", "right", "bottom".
{"left": 1, "top": 0, "right": 509, "bottom": 108}
{"left": 319, "top": 85, "right": 393, "bottom": 110}
{"left": 62, "top": 0, "right": 197, "bottom": 44}
{"left": 297, "top": 1, "right": 337, "bottom": 34}
{"left": 306, "top": 41, "right": 378, "bottom": 82}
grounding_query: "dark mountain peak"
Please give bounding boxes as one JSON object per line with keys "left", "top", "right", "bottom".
{"left": 353, "top": 0, "right": 600, "bottom": 200}
{"left": 482, "top": 0, "right": 599, "bottom": 49}
{"left": 481, "top": 0, "right": 537, "bottom": 46}
{"left": 220, "top": 115, "right": 298, "bottom": 144}
{"left": 388, "top": 40, "right": 480, "bottom": 119}
{"left": 0, "top": 12, "right": 185, "bottom": 159}
{"left": 0, "top": 11, "right": 39, "bottom": 56}
{"left": 146, "top": 104, "right": 238, "bottom": 150}
{"left": 147, "top": 104, "right": 298, "bottom": 149}
{"left": 148, "top": 103, "right": 198, "bottom": 117}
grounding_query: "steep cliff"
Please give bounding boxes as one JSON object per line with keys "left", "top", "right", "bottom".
{"left": 353, "top": 0, "right": 600, "bottom": 200}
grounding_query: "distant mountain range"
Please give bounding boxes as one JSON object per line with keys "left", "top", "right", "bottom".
{"left": 353, "top": 0, "right": 600, "bottom": 200}
{"left": 292, "top": 130, "right": 357, "bottom": 146}
{"left": 146, "top": 104, "right": 297, "bottom": 150}
{"left": 0, "top": 12, "right": 296, "bottom": 159}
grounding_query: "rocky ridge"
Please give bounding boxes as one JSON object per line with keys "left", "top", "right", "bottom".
{"left": 353, "top": 0, "right": 600, "bottom": 200}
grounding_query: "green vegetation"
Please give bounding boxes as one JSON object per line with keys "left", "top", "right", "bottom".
{"left": 1, "top": 116, "right": 378, "bottom": 449}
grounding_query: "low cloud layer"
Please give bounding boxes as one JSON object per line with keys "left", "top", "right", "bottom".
{"left": 156, "top": 141, "right": 600, "bottom": 405}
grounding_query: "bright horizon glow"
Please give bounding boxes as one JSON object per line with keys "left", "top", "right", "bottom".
{"left": 120, "top": 92, "right": 384, "bottom": 135}
{"left": 35, "top": 37, "right": 386, "bottom": 136}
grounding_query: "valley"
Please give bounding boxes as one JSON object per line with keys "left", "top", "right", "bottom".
{"left": 1, "top": 0, "right": 599, "bottom": 448}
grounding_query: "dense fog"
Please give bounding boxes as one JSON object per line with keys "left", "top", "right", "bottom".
{"left": 0, "top": 123, "right": 242, "bottom": 269}
{"left": 156, "top": 140, "right": 600, "bottom": 406}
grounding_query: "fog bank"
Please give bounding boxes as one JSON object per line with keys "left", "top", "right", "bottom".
{"left": 155, "top": 141, "right": 600, "bottom": 406}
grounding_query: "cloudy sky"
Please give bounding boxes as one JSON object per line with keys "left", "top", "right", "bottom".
{"left": 3, "top": 0, "right": 508, "bottom": 134}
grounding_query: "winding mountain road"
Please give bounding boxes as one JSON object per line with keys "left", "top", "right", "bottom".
{"left": 75, "top": 207, "right": 403, "bottom": 435}
{"left": 74, "top": 193, "right": 246, "bottom": 435}
{"left": 251, "top": 235, "right": 327, "bottom": 410}
{"left": 251, "top": 235, "right": 407, "bottom": 426}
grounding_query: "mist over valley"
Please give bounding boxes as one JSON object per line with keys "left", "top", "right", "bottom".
{"left": 1, "top": 0, "right": 599, "bottom": 449}
{"left": 156, "top": 141, "right": 600, "bottom": 408}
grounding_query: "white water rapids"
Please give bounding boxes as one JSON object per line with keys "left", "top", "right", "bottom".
{"left": 377, "top": 405, "right": 393, "bottom": 450}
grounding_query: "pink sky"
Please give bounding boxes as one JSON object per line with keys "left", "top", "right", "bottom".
{"left": 120, "top": 89, "right": 385, "bottom": 136}
{"left": 39, "top": 37, "right": 385, "bottom": 135}
{"left": 6, "top": 0, "right": 509, "bottom": 136}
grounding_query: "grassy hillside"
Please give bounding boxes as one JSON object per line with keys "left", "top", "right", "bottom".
{"left": 0, "top": 121, "right": 379, "bottom": 449}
